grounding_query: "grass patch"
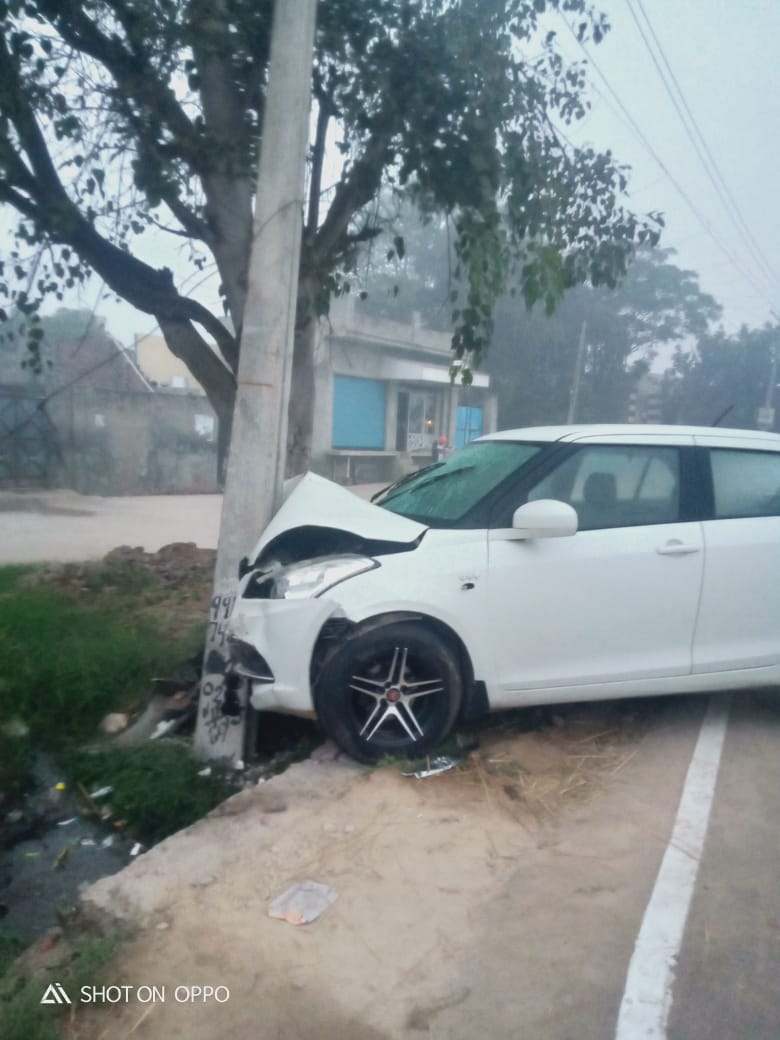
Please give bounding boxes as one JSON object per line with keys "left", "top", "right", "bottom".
{"left": 0, "top": 565, "right": 36, "bottom": 595}
{"left": 0, "top": 933, "right": 26, "bottom": 978}
{"left": 0, "top": 933, "right": 119, "bottom": 1040}
{"left": 66, "top": 743, "right": 234, "bottom": 845}
{"left": 0, "top": 559, "right": 210, "bottom": 803}
{"left": 0, "top": 561, "right": 207, "bottom": 748}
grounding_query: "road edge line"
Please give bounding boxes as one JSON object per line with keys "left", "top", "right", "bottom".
{"left": 615, "top": 693, "right": 731, "bottom": 1040}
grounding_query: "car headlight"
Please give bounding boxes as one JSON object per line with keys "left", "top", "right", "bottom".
{"left": 271, "top": 555, "right": 378, "bottom": 600}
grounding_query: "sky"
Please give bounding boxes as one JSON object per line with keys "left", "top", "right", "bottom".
{"left": 554, "top": 0, "right": 780, "bottom": 333}
{"left": 37, "top": 0, "right": 780, "bottom": 359}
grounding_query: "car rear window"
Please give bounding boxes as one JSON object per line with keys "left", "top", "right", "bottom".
{"left": 377, "top": 441, "right": 542, "bottom": 525}
{"left": 710, "top": 449, "right": 780, "bottom": 518}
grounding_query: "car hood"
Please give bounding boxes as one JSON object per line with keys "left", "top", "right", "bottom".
{"left": 245, "top": 472, "right": 428, "bottom": 570}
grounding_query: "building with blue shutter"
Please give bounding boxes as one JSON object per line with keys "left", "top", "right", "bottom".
{"left": 311, "top": 297, "right": 497, "bottom": 483}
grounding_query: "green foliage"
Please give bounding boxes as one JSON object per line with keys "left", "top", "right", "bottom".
{"left": 0, "top": 584, "right": 171, "bottom": 748}
{"left": 0, "top": 933, "right": 26, "bottom": 978}
{"left": 66, "top": 743, "right": 232, "bottom": 845}
{"left": 663, "top": 323, "right": 780, "bottom": 430}
{"left": 489, "top": 246, "right": 722, "bottom": 425}
{"left": 0, "top": 561, "right": 206, "bottom": 803}
{"left": 0, "top": 0, "right": 661, "bottom": 407}
{"left": 0, "top": 933, "right": 119, "bottom": 1040}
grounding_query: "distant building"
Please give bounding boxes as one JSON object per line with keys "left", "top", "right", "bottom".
{"left": 0, "top": 314, "right": 150, "bottom": 395}
{"left": 135, "top": 333, "right": 206, "bottom": 394}
{"left": 311, "top": 297, "right": 497, "bottom": 483}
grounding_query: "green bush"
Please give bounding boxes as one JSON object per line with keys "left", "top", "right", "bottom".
{"left": 0, "top": 568, "right": 199, "bottom": 751}
{"left": 67, "top": 743, "right": 233, "bottom": 845}
{"left": 0, "top": 934, "right": 118, "bottom": 1040}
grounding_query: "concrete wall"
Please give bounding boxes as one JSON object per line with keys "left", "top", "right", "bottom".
{"left": 47, "top": 386, "right": 219, "bottom": 495}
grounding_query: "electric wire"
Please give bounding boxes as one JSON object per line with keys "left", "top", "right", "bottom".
{"left": 628, "top": 0, "right": 780, "bottom": 292}
{"left": 561, "top": 16, "right": 778, "bottom": 313}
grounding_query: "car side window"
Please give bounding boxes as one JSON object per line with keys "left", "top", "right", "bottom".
{"left": 710, "top": 449, "right": 780, "bottom": 518}
{"left": 527, "top": 445, "right": 680, "bottom": 531}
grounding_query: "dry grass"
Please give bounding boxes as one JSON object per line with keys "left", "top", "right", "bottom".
{"left": 438, "top": 704, "right": 648, "bottom": 823}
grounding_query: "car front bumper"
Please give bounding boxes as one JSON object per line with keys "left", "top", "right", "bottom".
{"left": 226, "top": 597, "right": 341, "bottom": 715}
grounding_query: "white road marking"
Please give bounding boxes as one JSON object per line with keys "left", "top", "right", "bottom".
{"left": 615, "top": 694, "right": 731, "bottom": 1040}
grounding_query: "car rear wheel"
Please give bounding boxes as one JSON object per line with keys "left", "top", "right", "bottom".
{"left": 315, "top": 622, "right": 463, "bottom": 763}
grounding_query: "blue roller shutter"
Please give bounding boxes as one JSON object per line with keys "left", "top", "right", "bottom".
{"left": 332, "top": 376, "right": 386, "bottom": 449}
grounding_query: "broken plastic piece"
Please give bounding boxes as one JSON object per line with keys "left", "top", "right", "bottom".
{"left": 57, "top": 817, "right": 78, "bottom": 827}
{"left": 197, "top": 767, "right": 212, "bottom": 777}
{"left": 79, "top": 839, "right": 97, "bottom": 847}
{"left": 402, "top": 755, "right": 460, "bottom": 780}
{"left": 130, "top": 842, "right": 144, "bottom": 857}
{"left": 54, "top": 782, "right": 66, "bottom": 792}
{"left": 101, "top": 836, "right": 114, "bottom": 849}
{"left": 150, "top": 718, "right": 180, "bottom": 740}
{"left": 89, "top": 786, "right": 113, "bottom": 800}
{"left": 268, "top": 881, "right": 337, "bottom": 925}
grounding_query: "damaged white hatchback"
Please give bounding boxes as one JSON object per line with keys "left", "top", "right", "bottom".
{"left": 227, "top": 424, "right": 780, "bottom": 762}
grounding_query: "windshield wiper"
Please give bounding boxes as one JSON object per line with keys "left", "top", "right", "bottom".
{"left": 370, "top": 462, "right": 444, "bottom": 503}
{"left": 383, "top": 465, "right": 476, "bottom": 500}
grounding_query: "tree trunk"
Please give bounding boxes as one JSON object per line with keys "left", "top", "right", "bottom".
{"left": 158, "top": 316, "right": 236, "bottom": 482}
{"left": 285, "top": 275, "right": 319, "bottom": 477}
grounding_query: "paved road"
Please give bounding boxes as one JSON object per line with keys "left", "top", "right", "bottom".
{"left": 668, "top": 692, "right": 780, "bottom": 1040}
{"left": 431, "top": 692, "right": 780, "bottom": 1040}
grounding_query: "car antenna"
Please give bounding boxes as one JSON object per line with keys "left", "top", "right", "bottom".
{"left": 712, "top": 405, "right": 734, "bottom": 427}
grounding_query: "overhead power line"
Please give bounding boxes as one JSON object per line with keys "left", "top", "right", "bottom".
{"left": 628, "top": 0, "right": 780, "bottom": 293}
{"left": 561, "top": 15, "right": 779, "bottom": 313}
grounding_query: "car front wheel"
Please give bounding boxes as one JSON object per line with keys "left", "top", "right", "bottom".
{"left": 315, "top": 622, "right": 463, "bottom": 763}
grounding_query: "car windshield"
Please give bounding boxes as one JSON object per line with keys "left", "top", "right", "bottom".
{"left": 376, "top": 441, "right": 542, "bottom": 524}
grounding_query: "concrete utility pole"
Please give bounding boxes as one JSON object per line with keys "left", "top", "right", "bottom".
{"left": 194, "top": 0, "right": 318, "bottom": 763}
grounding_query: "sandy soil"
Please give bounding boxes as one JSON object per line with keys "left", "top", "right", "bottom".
{"left": 51, "top": 699, "right": 703, "bottom": 1040}
{"left": 0, "top": 484, "right": 387, "bottom": 564}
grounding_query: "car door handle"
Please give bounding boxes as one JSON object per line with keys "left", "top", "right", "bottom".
{"left": 656, "top": 540, "right": 700, "bottom": 556}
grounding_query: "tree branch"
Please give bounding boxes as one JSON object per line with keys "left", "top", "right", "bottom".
{"left": 37, "top": 0, "right": 198, "bottom": 150}
{"left": 313, "top": 130, "right": 394, "bottom": 270}
{"left": 306, "top": 93, "right": 333, "bottom": 236}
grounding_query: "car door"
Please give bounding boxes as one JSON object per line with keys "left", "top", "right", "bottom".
{"left": 692, "top": 437, "right": 780, "bottom": 673}
{"left": 485, "top": 436, "right": 704, "bottom": 702}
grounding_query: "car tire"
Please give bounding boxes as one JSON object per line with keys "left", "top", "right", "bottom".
{"left": 315, "top": 621, "right": 463, "bottom": 763}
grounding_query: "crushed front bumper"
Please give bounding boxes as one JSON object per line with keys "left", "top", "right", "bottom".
{"left": 226, "top": 598, "right": 340, "bottom": 715}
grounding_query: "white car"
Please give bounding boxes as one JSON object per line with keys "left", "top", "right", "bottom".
{"left": 227, "top": 425, "right": 780, "bottom": 762}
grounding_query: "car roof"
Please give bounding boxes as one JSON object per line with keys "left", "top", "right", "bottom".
{"left": 479, "top": 423, "right": 780, "bottom": 448}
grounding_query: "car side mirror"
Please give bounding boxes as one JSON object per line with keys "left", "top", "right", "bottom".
{"left": 510, "top": 499, "right": 578, "bottom": 539}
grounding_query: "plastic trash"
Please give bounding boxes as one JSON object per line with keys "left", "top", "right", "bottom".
{"left": 150, "top": 718, "right": 179, "bottom": 740}
{"left": 57, "top": 817, "right": 78, "bottom": 827}
{"left": 101, "top": 836, "right": 114, "bottom": 849}
{"left": 402, "top": 755, "right": 460, "bottom": 779}
{"left": 268, "top": 881, "right": 337, "bottom": 925}
{"left": 89, "top": 786, "right": 113, "bottom": 800}
{"left": 197, "top": 767, "right": 212, "bottom": 777}
{"left": 130, "top": 842, "right": 144, "bottom": 857}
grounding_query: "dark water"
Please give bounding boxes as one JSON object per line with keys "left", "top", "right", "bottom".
{"left": 1, "top": 756, "right": 130, "bottom": 941}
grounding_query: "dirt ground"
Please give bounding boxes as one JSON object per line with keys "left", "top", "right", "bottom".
{"left": 0, "top": 485, "right": 387, "bottom": 564}
{"left": 53, "top": 701, "right": 669, "bottom": 1040}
